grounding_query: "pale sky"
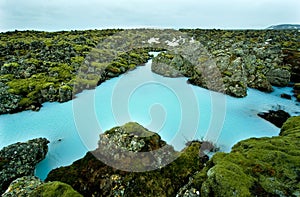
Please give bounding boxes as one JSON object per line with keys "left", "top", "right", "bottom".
{"left": 0, "top": 0, "right": 299, "bottom": 32}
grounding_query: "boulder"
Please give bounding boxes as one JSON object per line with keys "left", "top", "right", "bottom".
{"left": 280, "top": 93, "right": 292, "bottom": 100}
{"left": 257, "top": 109, "right": 291, "bottom": 128}
{"left": 283, "top": 49, "right": 300, "bottom": 83}
{"left": 0, "top": 138, "right": 49, "bottom": 194}
{"left": 2, "top": 176, "right": 43, "bottom": 197}
{"left": 266, "top": 68, "right": 291, "bottom": 87}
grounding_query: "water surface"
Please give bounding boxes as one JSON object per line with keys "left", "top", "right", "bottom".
{"left": 0, "top": 53, "right": 299, "bottom": 179}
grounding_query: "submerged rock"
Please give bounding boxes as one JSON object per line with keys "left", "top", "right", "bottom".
{"left": 280, "top": 93, "right": 292, "bottom": 100}
{"left": 0, "top": 138, "right": 49, "bottom": 194}
{"left": 46, "top": 122, "right": 206, "bottom": 197}
{"left": 257, "top": 109, "right": 291, "bottom": 128}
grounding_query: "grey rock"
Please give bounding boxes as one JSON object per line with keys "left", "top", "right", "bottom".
{"left": 2, "top": 176, "right": 43, "bottom": 197}
{"left": 266, "top": 68, "right": 291, "bottom": 86}
{"left": 0, "top": 138, "right": 49, "bottom": 194}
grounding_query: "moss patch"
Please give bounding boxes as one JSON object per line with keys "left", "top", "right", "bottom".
{"left": 191, "top": 116, "right": 300, "bottom": 196}
{"left": 30, "top": 182, "right": 82, "bottom": 197}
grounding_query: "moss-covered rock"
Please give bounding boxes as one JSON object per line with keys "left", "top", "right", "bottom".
{"left": 0, "top": 138, "right": 49, "bottom": 194}
{"left": 30, "top": 181, "right": 83, "bottom": 197}
{"left": 2, "top": 176, "right": 43, "bottom": 197}
{"left": 2, "top": 176, "right": 83, "bottom": 197}
{"left": 46, "top": 122, "right": 206, "bottom": 197}
{"left": 0, "top": 29, "right": 155, "bottom": 114}
{"left": 188, "top": 116, "right": 300, "bottom": 197}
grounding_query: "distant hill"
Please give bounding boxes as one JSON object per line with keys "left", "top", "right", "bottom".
{"left": 267, "top": 24, "right": 300, "bottom": 30}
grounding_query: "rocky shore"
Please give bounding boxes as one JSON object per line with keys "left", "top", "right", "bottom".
{"left": 152, "top": 29, "right": 300, "bottom": 98}
{"left": 0, "top": 138, "right": 49, "bottom": 194}
{"left": 0, "top": 138, "right": 82, "bottom": 196}
{"left": 0, "top": 29, "right": 299, "bottom": 114}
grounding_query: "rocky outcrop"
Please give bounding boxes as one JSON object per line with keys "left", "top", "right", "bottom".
{"left": 152, "top": 53, "right": 193, "bottom": 78}
{"left": 0, "top": 82, "right": 20, "bottom": 114}
{"left": 283, "top": 49, "right": 300, "bottom": 83}
{"left": 152, "top": 43, "right": 291, "bottom": 98}
{"left": 178, "top": 29, "right": 300, "bottom": 97}
{"left": 0, "top": 138, "right": 49, "bottom": 194}
{"left": 46, "top": 122, "right": 206, "bottom": 197}
{"left": 178, "top": 116, "right": 300, "bottom": 197}
{"left": 2, "top": 176, "right": 43, "bottom": 197}
{"left": 257, "top": 109, "right": 291, "bottom": 127}
{"left": 266, "top": 68, "right": 291, "bottom": 86}
{"left": 0, "top": 30, "right": 154, "bottom": 114}
{"left": 2, "top": 176, "right": 82, "bottom": 197}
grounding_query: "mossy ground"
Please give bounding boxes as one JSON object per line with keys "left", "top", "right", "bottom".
{"left": 0, "top": 30, "right": 152, "bottom": 113}
{"left": 190, "top": 116, "right": 300, "bottom": 197}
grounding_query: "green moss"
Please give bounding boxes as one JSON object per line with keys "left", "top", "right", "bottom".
{"left": 30, "top": 182, "right": 82, "bottom": 197}
{"left": 201, "top": 161, "right": 254, "bottom": 197}
{"left": 280, "top": 116, "right": 300, "bottom": 136}
{"left": 18, "top": 97, "right": 34, "bottom": 107}
{"left": 192, "top": 116, "right": 300, "bottom": 196}
{"left": 3, "top": 62, "right": 19, "bottom": 68}
{"left": 223, "top": 70, "right": 233, "bottom": 77}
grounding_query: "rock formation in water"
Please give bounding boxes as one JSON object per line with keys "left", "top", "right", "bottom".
{"left": 257, "top": 109, "right": 291, "bottom": 128}
{"left": 0, "top": 138, "right": 49, "bottom": 194}
{"left": 46, "top": 122, "right": 207, "bottom": 196}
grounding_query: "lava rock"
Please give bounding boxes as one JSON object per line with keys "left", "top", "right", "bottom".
{"left": 2, "top": 176, "right": 83, "bottom": 197}
{"left": 189, "top": 116, "right": 300, "bottom": 197}
{"left": 257, "top": 110, "right": 291, "bottom": 128}
{"left": 0, "top": 138, "right": 49, "bottom": 194}
{"left": 266, "top": 68, "right": 291, "bottom": 87}
{"left": 2, "top": 176, "right": 43, "bottom": 196}
{"left": 280, "top": 93, "right": 292, "bottom": 100}
{"left": 46, "top": 122, "right": 205, "bottom": 197}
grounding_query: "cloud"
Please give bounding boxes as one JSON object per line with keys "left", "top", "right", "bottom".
{"left": 0, "top": 0, "right": 299, "bottom": 31}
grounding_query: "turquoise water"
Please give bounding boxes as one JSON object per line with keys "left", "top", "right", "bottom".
{"left": 1, "top": 53, "right": 299, "bottom": 180}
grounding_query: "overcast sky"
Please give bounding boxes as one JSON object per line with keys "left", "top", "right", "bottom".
{"left": 0, "top": 0, "right": 299, "bottom": 32}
